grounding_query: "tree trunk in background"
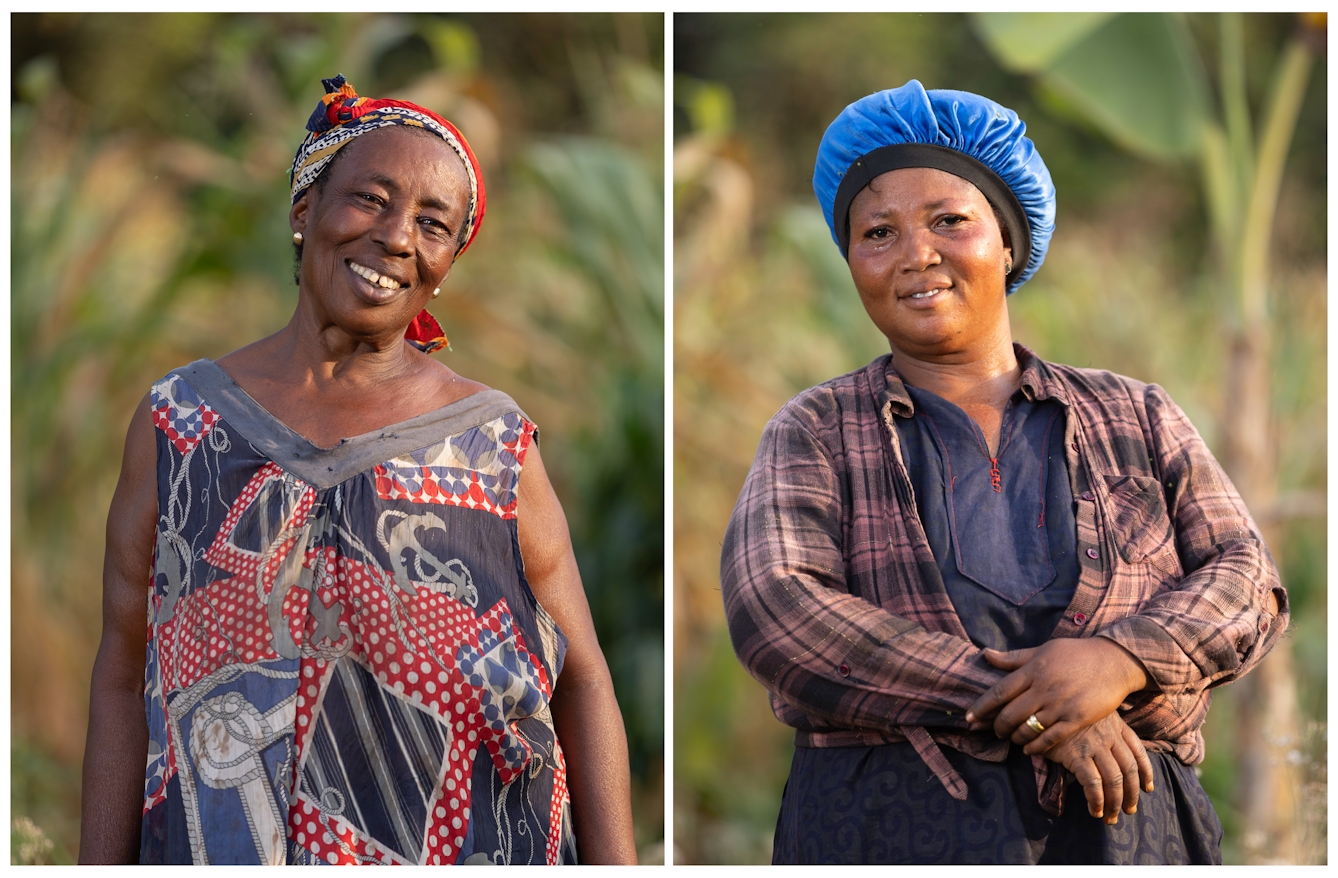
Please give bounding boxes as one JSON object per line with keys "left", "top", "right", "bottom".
{"left": 1222, "top": 323, "right": 1301, "bottom": 864}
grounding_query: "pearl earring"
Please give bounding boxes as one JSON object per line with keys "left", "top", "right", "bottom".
{"left": 431, "top": 287, "right": 441, "bottom": 298}
{"left": 293, "top": 232, "right": 303, "bottom": 244}
{"left": 1004, "top": 260, "right": 1012, "bottom": 275}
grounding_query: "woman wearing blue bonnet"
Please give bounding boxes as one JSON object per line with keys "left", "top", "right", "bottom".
{"left": 721, "top": 80, "right": 1286, "bottom": 864}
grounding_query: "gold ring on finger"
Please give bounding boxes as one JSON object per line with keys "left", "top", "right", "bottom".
{"left": 1025, "top": 714, "right": 1045, "bottom": 734}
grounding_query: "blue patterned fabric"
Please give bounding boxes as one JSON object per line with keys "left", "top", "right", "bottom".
{"left": 774, "top": 742, "right": 1221, "bottom": 864}
{"left": 138, "top": 362, "right": 576, "bottom": 865}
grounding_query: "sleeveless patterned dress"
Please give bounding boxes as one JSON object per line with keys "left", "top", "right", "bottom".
{"left": 138, "top": 360, "right": 576, "bottom": 865}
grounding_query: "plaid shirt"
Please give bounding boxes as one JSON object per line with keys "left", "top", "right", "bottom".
{"left": 721, "top": 346, "right": 1287, "bottom": 801}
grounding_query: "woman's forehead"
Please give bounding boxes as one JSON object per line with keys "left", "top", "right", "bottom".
{"left": 331, "top": 127, "right": 469, "bottom": 190}
{"left": 854, "top": 166, "right": 988, "bottom": 213}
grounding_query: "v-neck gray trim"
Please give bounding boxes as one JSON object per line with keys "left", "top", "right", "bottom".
{"left": 173, "top": 359, "right": 531, "bottom": 490}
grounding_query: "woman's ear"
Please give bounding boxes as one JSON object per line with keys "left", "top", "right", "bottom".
{"left": 290, "top": 191, "right": 311, "bottom": 236}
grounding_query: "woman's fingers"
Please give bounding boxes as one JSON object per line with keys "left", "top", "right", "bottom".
{"left": 1071, "top": 756, "right": 1106, "bottom": 819}
{"left": 994, "top": 692, "right": 1045, "bottom": 739}
{"left": 1110, "top": 738, "right": 1141, "bottom": 815}
{"left": 1021, "top": 719, "right": 1078, "bottom": 755}
{"left": 965, "top": 669, "right": 1031, "bottom": 725}
{"left": 1090, "top": 748, "right": 1125, "bottom": 824}
{"left": 1122, "top": 722, "right": 1156, "bottom": 794}
{"left": 981, "top": 646, "right": 1038, "bottom": 671}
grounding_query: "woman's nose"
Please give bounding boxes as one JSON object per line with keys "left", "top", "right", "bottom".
{"left": 900, "top": 228, "right": 941, "bottom": 272}
{"left": 372, "top": 208, "right": 415, "bottom": 256}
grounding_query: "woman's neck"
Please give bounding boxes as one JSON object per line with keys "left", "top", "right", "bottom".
{"left": 891, "top": 337, "right": 1022, "bottom": 456}
{"left": 892, "top": 335, "right": 1020, "bottom": 399}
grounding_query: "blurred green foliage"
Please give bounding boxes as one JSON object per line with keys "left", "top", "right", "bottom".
{"left": 674, "top": 12, "right": 1324, "bottom": 864}
{"left": 11, "top": 12, "right": 663, "bottom": 863}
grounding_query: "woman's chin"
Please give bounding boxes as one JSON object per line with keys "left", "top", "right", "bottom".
{"left": 315, "top": 298, "right": 420, "bottom": 346}
{"left": 346, "top": 277, "right": 412, "bottom": 308}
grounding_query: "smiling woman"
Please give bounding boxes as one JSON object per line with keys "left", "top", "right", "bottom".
{"left": 720, "top": 80, "right": 1287, "bottom": 865}
{"left": 79, "top": 75, "right": 636, "bottom": 866}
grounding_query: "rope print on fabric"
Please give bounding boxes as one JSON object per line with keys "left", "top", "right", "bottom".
{"left": 141, "top": 370, "right": 575, "bottom": 865}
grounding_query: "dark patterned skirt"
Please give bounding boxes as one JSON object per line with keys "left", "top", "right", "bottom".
{"left": 773, "top": 741, "right": 1221, "bottom": 864}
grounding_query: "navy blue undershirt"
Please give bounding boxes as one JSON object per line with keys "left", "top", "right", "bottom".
{"left": 894, "top": 384, "right": 1080, "bottom": 651}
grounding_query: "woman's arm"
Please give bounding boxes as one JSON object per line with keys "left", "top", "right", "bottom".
{"left": 968, "top": 381, "right": 1286, "bottom": 752}
{"left": 1097, "top": 382, "right": 1286, "bottom": 689}
{"left": 722, "top": 412, "right": 1006, "bottom": 733}
{"left": 516, "top": 443, "right": 637, "bottom": 865}
{"left": 79, "top": 396, "right": 158, "bottom": 863}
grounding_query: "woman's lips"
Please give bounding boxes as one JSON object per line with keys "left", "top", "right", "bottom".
{"left": 348, "top": 260, "right": 404, "bottom": 290}
{"left": 902, "top": 285, "right": 952, "bottom": 305}
{"left": 346, "top": 260, "right": 407, "bottom": 304}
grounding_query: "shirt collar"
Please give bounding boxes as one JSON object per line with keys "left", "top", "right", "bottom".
{"left": 877, "top": 342, "right": 1071, "bottom": 419}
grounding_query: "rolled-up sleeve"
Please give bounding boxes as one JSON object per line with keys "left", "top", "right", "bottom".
{"left": 720, "top": 409, "right": 1003, "bottom": 732}
{"left": 1098, "top": 383, "right": 1288, "bottom": 694}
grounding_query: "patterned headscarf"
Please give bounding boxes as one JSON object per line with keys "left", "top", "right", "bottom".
{"left": 289, "top": 74, "right": 487, "bottom": 352}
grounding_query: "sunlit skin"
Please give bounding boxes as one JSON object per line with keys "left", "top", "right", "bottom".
{"left": 847, "top": 167, "right": 1018, "bottom": 455}
{"left": 79, "top": 126, "right": 637, "bottom": 863}
{"left": 846, "top": 166, "right": 1156, "bottom": 822}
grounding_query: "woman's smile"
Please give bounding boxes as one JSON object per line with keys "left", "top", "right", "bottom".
{"left": 345, "top": 258, "right": 409, "bottom": 305}
{"left": 347, "top": 259, "right": 405, "bottom": 291}
{"left": 901, "top": 280, "right": 955, "bottom": 305}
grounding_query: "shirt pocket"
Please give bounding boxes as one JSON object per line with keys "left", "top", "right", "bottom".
{"left": 1101, "top": 473, "right": 1181, "bottom": 577}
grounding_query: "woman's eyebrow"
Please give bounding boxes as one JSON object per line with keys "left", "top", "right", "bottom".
{"left": 862, "top": 198, "right": 962, "bottom": 220}
{"left": 363, "top": 173, "right": 454, "bottom": 212}
{"left": 418, "top": 194, "right": 454, "bottom": 212}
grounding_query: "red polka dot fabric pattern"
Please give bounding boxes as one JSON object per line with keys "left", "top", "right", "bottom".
{"left": 139, "top": 366, "right": 575, "bottom": 865}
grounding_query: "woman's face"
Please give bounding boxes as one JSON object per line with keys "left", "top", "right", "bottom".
{"left": 846, "top": 167, "right": 1013, "bottom": 361}
{"left": 290, "top": 126, "right": 471, "bottom": 340}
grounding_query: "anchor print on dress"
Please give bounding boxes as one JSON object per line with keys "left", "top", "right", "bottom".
{"left": 284, "top": 553, "right": 563, "bottom": 865}
{"left": 158, "top": 464, "right": 328, "bottom": 695}
{"left": 189, "top": 691, "right": 299, "bottom": 865}
{"left": 378, "top": 508, "right": 479, "bottom": 607}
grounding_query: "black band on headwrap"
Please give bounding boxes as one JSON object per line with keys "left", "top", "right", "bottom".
{"left": 834, "top": 143, "right": 1031, "bottom": 285}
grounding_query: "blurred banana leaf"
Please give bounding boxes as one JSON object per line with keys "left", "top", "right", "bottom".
{"left": 973, "top": 12, "right": 1211, "bottom": 159}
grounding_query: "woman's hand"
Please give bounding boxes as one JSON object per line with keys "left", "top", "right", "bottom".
{"left": 1044, "top": 711, "right": 1155, "bottom": 824}
{"left": 964, "top": 636, "right": 1152, "bottom": 754}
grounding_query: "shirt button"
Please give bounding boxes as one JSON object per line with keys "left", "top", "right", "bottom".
{"left": 1086, "top": 548, "right": 1100, "bottom": 560}
{"left": 1073, "top": 612, "right": 1088, "bottom": 625}
{"left": 1080, "top": 491, "right": 1095, "bottom": 502}
{"left": 838, "top": 663, "right": 851, "bottom": 677}
{"left": 1259, "top": 618, "right": 1270, "bottom": 633}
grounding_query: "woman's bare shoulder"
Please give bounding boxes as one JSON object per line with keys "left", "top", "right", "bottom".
{"left": 417, "top": 353, "right": 492, "bottom": 408}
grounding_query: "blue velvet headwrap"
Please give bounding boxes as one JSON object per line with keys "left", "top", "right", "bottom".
{"left": 813, "top": 80, "right": 1056, "bottom": 294}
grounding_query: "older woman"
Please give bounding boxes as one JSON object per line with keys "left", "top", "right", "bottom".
{"left": 80, "top": 75, "right": 636, "bottom": 865}
{"left": 721, "top": 81, "right": 1286, "bottom": 864}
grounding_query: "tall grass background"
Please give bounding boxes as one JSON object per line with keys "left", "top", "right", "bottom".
{"left": 11, "top": 12, "right": 664, "bottom": 863}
